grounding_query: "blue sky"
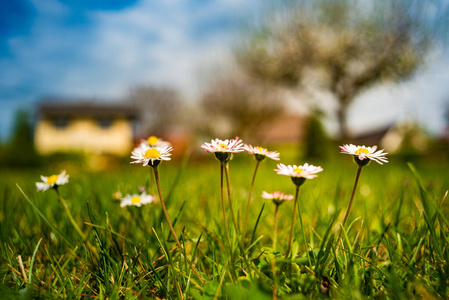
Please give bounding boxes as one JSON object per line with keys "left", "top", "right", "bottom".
{"left": 0, "top": 0, "right": 259, "bottom": 140}
{"left": 1, "top": 0, "right": 448, "bottom": 141}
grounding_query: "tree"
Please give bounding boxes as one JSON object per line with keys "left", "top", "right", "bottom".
{"left": 237, "top": 0, "right": 442, "bottom": 141}
{"left": 197, "top": 71, "right": 284, "bottom": 140}
{"left": 5, "top": 109, "right": 40, "bottom": 167}
{"left": 303, "top": 110, "right": 330, "bottom": 162}
{"left": 126, "top": 86, "right": 182, "bottom": 137}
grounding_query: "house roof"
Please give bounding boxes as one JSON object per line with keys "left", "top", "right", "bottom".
{"left": 255, "top": 114, "right": 305, "bottom": 144}
{"left": 352, "top": 124, "right": 394, "bottom": 146}
{"left": 37, "top": 101, "right": 138, "bottom": 119}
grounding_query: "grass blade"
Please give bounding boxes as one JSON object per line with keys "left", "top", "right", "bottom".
{"left": 250, "top": 203, "right": 265, "bottom": 246}
{"left": 16, "top": 184, "right": 74, "bottom": 247}
{"left": 28, "top": 238, "right": 42, "bottom": 285}
{"left": 408, "top": 163, "right": 443, "bottom": 257}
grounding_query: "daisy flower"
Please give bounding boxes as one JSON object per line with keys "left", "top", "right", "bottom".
{"left": 120, "top": 192, "right": 155, "bottom": 207}
{"left": 262, "top": 190, "right": 294, "bottom": 250}
{"left": 36, "top": 170, "right": 69, "bottom": 192}
{"left": 202, "top": 137, "right": 244, "bottom": 246}
{"left": 275, "top": 163, "right": 322, "bottom": 258}
{"left": 201, "top": 137, "right": 244, "bottom": 153}
{"left": 242, "top": 144, "right": 280, "bottom": 243}
{"left": 339, "top": 144, "right": 388, "bottom": 165}
{"left": 262, "top": 191, "right": 293, "bottom": 206}
{"left": 244, "top": 144, "right": 280, "bottom": 161}
{"left": 140, "top": 135, "right": 172, "bottom": 148}
{"left": 338, "top": 144, "right": 388, "bottom": 240}
{"left": 275, "top": 163, "right": 323, "bottom": 187}
{"left": 201, "top": 137, "right": 244, "bottom": 163}
{"left": 275, "top": 163, "right": 323, "bottom": 179}
{"left": 130, "top": 144, "right": 173, "bottom": 167}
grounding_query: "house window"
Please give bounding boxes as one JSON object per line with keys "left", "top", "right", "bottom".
{"left": 53, "top": 117, "right": 69, "bottom": 129}
{"left": 98, "top": 118, "right": 113, "bottom": 129}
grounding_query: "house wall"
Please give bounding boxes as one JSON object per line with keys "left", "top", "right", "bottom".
{"left": 35, "top": 117, "right": 134, "bottom": 155}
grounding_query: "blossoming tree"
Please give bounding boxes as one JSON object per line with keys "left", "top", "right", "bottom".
{"left": 236, "top": 0, "right": 438, "bottom": 141}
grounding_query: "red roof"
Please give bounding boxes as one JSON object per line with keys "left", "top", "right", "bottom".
{"left": 255, "top": 114, "right": 305, "bottom": 144}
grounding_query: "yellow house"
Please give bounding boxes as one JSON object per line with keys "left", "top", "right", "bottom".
{"left": 35, "top": 101, "right": 138, "bottom": 156}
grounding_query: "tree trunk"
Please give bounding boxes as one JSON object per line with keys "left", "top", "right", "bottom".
{"left": 336, "top": 103, "right": 350, "bottom": 143}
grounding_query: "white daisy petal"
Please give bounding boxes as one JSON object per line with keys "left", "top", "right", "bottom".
{"left": 262, "top": 190, "right": 294, "bottom": 206}
{"left": 244, "top": 144, "right": 280, "bottom": 161}
{"left": 201, "top": 137, "right": 245, "bottom": 153}
{"left": 275, "top": 163, "right": 323, "bottom": 179}
{"left": 120, "top": 192, "right": 155, "bottom": 207}
{"left": 36, "top": 170, "right": 69, "bottom": 192}
{"left": 140, "top": 136, "right": 172, "bottom": 149}
{"left": 130, "top": 145, "right": 173, "bottom": 166}
{"left": 339, "top": 144, "right": 388, "bottom": 165}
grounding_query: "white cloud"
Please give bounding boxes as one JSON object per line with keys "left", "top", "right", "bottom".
{"left": 83, "top": 0, "right": 244, "bottom": 100}
{"left": 0, "top": 0, "right": 258, "bottom": 138}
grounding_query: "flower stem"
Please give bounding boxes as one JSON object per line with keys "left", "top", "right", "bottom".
{"left": 339, "top": 166, "right": 363, "bottom": 242}
{"left": 220, "top": 163, "right": 232, "bottom": 248}
{"left": 297, "top": 194, "right": 311, "bottom": 267}
{"left": 221, "top": 163, "right": 237, "bottom": 279}
{"left": 285, "top": 186, "right": 300, "bottom": 258}
{"left": 152, "top": 166, "right": 181, "bottom": 247}
{"left": 152, "top": 166, "right": 205, "bottom": 284}
{"left": 225, "top": 163, "right": 239, "bottom": 236}
{"left": 54, "top": 188, "right": 86, "bottom": 240}
{"left": 273, "top": 204, "right": 279, "bottom": 250}
{"left": 243, "top": 160, "right": 260, "bottom": 247}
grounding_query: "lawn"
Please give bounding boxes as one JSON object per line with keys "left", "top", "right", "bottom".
{"left": 0, "top": 144, "right": 448, "bottom": 299}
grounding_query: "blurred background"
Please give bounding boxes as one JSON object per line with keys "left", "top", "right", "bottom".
{"left": 1, "top": 0, "right": 449, "bottom": 170}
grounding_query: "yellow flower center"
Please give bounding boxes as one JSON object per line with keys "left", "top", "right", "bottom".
{"left": 46, "top": 175, "right": 59, "bottom": 185}
{"left": 145, "top": 148, "right": 161, "bottom": 159}
{"left": 256, "top": 146, "right": 266, "bottom": 153}
{"left": 294, "top": 167, "right": 303, "bottom": 174}
{"left": 219, "top": 143, "right": 228, "bottom": 150}
{"left": 147, "top": 136, "right": 159, "bottom": 145}
{"left": 131, "top": 196, "right": 141, "bottom": 203}
{"left": 355, "top": 148, "right": 369, "bottom": 156}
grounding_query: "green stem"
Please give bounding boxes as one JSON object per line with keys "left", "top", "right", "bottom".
{"left": 152, "top": 166, "right": 181, "bottom": 247}
{"left": 243, "top": 160, "right": 260, "bottom": 247}
{"left": 54, "top": 188, "right": 86, "bottom": 240}
{"left": 339, "top": 166, "right": 363, "bottom": 241}
{"left": 152, "top": 166, "right": 205, "bottom": 284}
{"left": 297, "top": 194, "right": 311, "bottom": 267}
{"left": 220, "top": 163, "right": 232, "bottom": 248}
{"left": 225, "top": 163, "right": 239, "bottom": 236}
{"left": 285, "top": 186, "right": 300, "bottom": 258}
{"left": 273, "top": 204, "right": 279, "bottom": 250}
{"left": 221, "top": 163, "right": 237, "bottom": 279}
{"left": 225, "top": 162, "right": 248, "bottom": 266}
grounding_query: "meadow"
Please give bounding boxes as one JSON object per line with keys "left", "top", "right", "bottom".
{"left": 0, "top": 143, "right": 448, "bottom": 299}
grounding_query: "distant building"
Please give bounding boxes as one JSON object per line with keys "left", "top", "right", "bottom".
{"left": 352, "top": 125, "right": 393, "bottom": 147}
{"left": 254, "top": 114, "right": 305, "bottom": 144}
{"left": 34, "top": 101, "right": 138, "bottom": 155}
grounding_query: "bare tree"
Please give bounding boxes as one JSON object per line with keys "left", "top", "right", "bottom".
{"left": 237, "top": 0, "right": 445, "bottom": 141}
{"left": 127, "top": 86, "right": 182, "bottom": 137}
{"left": 197, "top": 71, "right": 284, "bottom": 141}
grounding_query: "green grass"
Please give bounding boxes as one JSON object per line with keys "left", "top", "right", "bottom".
{"left": 0, "top": 150, "right": 448, "bottom": 299}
